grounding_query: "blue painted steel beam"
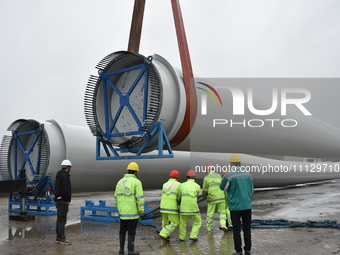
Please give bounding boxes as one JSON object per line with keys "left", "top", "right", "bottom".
{"left": 100, "top": 64, "right": 148, "bottom": 141}
{"left": 12, "top": 125, "right": 45, "bottom": 181}
{"left": 96, "top": 122, "right": 173, "bottom": 160}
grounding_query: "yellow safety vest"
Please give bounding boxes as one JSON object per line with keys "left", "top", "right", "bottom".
{"left": 160, "top": 178, "right": 181, "bottom": 214}
{"left": 114, "top": 174, "right": 144, "bottom": 220}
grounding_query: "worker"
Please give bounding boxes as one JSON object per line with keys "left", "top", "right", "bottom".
{"left": 220, "top": 154, "right": 254, "bottom": 255}
{"left": 54, "top": 159, "right": 72, "bottom": 245}
{"left": 178, "top": 170, "right": 202, "bottom": 242}
{"left": 202, "top": 163, "right": 228, "bottom": 232}
{"left": 221, "top": 169, "right": 233, "bottom": 229}
{"left": 158, "top": 170, "right": 181, "bottom": 241}
{"left": 114, "top": 162, "right": 145, "bottom": 255}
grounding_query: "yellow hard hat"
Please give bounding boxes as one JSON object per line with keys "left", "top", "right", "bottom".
{"left": 127, "top": 162, "right": 140, "bottom": 172}
{"left": 229, "top": 154, "right": 242, "bottom": 163}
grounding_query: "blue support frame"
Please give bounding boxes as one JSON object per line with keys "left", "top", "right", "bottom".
{"left": 8, "top": 192, "right": 56, "bottom": 216}
{"left": 12, "top": 124, "right": 45, "bottom": 179}
{"left": 96, "top": 57, "right": 174, "bottom": 159}
{"left": 99, "top": 63, "right": 149, "bottom": 141}
{"left": 80, "top": 200, "right": 153, "bottom": 224}
{"left": 96, "top": 122, "right": 173, "bottom": 159}
{"left": 9, "top": 124, "right": 57, "bottom": 216}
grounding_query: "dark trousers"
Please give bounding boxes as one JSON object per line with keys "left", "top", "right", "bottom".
{"left": 56, "top": 201, "right": 69, "bottom": 240}
{"left": 119, "top": 219, "right": 138, "bottom": 236}
{"left": 230, "top": 209, "right": 252, "bottom": 253}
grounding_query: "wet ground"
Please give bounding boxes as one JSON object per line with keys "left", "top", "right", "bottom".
{"left": 0, "top": 180, "right": 340, "bottom": 255}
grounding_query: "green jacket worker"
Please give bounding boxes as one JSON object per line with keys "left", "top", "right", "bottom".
{"left": 202, "top": 163, "right": 228, "bottom": 232}
{"left": 220, "top": 154, "right": 254, "bottom": 255}
{"left": 178, "top": 170, "right": 202, "bottom": 242}
{"left": 114, "top": 162, "right": 144, "bottom": 255}
{"left": 159, "top": 170, "right": 181, "bottom": 241}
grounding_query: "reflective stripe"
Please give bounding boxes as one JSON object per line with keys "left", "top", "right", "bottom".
{"left": 138, "top": 203, "right": 144, "bottom": 207}
{"left": 220, "top": 212, "right": 226, "bottom": 215}
{"left": 202, "top": 188, "right": 207, "bottom": 192}
{"left": 206, "top": 215, "right": 213, "bottom": 219}
{"left": 136, "top": 195, "right": 144, "bottom": 199}
{"left": 182, "top": 193, "right": 197, "bottom": 197}
{"left": 164, "top": 227, "right": 171, "bottom": 234}
{"left": 160, "top": 208, "right": 178, "bottom": 213}
{"left": 207, "top": 198, "right": 225, "bottom": 203}
{"left": 223, "top": 182, "right": 230, "bottom": 191}
{"left": 119, "top": 213, "right": 139, "bottom": 218}
{"left": 162, "top": 191, "right": 178, "bottom": 195}
{"left": 180, "top": 211, "right": 200, "bottom": 214}
{"left": 169, "top": 223, "right": 176, "bottom": 228}
{"left": 116, "top": 193, "right": 135, "bottom": 197}
{"left": 208, "top": 183, "right": 219, "bottom": 188}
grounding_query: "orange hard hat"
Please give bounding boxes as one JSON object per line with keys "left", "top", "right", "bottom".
{"left": 169, "top": 170, "right": 179, "bottom": 179}
{"left": 186, "top": 170, "right": 196, "bottom": 177}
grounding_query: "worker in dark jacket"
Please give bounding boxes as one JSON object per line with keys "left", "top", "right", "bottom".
{"left": 54, "top": 159, "right": 72, "bottom": 245}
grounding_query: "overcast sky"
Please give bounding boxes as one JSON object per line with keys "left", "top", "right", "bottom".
{"left": 1, "top": 0, "right": 340, "bottom": 138}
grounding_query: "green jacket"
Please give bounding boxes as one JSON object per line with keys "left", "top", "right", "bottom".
{"left": 114, "top": 174, "right": 144, "bottom": 220}
{"left": 202, "top": 172, "right": 225, "bottom": 204}
{"left": 179, "top": 179, "right": 201, "bottom": 215}
{"left": 160, "top": 178, "right": 181, "bottom": 214}
{"left": 220, "top": 167, "right": 253, "bottom": 211}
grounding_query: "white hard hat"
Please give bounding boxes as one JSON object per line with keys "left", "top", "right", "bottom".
{"left": 61, "top": 159, "right": 72, "bottom": 167}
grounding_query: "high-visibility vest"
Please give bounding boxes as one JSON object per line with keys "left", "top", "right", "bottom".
{"left": 114, "top": 174, "right": 144, "bottom": 220}
{"left": 160, "top": 178, "right": 181, "bottom": 214}
{"left": 202, "top": 172, "right": 225, "bottom": 204}
{"left": 179, "top": 179, "right": 201, "bottom": 215}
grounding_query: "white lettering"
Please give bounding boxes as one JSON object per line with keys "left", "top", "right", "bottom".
{"left": 265, "top": 119, "right": 280, "bottom": 127}
{"left": 226, "top": 87, "right": 245, "bottom": 115}
{"left": 281, "top": 119, "right": 298, "bottom": 127}
{"left": 247, "top": 88, "right": 278, "bottom": 115}
{"left": 281, "top": 88, "right": 312, "bottom": 115}
{"left": 230, "top": 119, "right": 246, "bottom": 127}
{"left": 213, "top": 119, "right": 298, "bottom": 128}
{"left": 213, "top": 119, "right": 228, "bottom": 127}
{"left": 201, "top": 94, "right": 207, "bottom": 115}
{"left": 248, "top": 119, "right": 264, "bottom": 127}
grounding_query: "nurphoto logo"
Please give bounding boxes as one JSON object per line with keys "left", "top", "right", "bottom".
{"left": 196, "top": 81, "right": 312, "bottom": 128}
{"left": 196, "top": 82, "right": 223, "bottom": 115}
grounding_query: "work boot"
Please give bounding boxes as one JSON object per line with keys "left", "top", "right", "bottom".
{"left": 128, "top": 235, "right": 139, "bottom": 255}
{"left": 59, "top": 239, "right": 72, "bottom": 245}
{"left": 158, "top": 234, "right": 170, "bottom": 242}
{"left": 219, "top": 225, "right": 228, "bottom": 232}
{"left": 231, "top": 252, "right": 242, "bottom": 255}
{"left": 119, "top": 233, "right": 126, "bottom": 254}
